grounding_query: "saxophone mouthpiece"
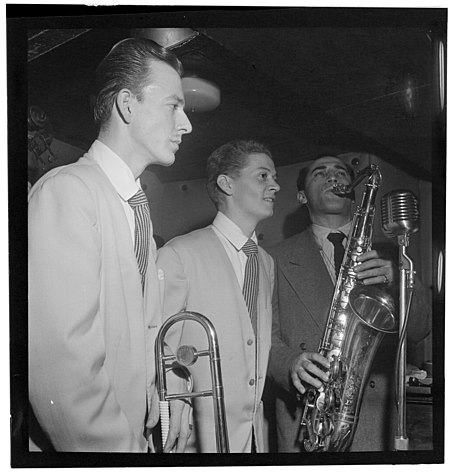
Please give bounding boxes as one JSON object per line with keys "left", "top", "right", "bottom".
{"left": 332, "top": 183, "right": 350, "bottom": 195}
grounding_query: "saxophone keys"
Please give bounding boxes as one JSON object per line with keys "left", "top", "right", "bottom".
{"left": 329, "top": 356, "right": 345, "bottom": 380}
{"left": 316, "top": 414, "right": 334, "bottom": 438}
{"left": 329, "top": 359, "right": 341, "bottom": 380}
{"left": 325, "top": 389, "right": 335, "bottom": 411}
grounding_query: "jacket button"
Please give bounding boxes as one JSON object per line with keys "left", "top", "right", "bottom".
{"left": 249, "top": 379, "right": 255, "bottom": 386}
{"left": 247, "top": 339, "right": 253, "bottom": 346}
{"left": 369, "top": 380, "right": 376, "bottom": 388}
{"left": 299, "top": 343, "right": 306, "bottom": 350}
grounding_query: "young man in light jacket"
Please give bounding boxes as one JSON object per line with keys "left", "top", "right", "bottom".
{"left": 157, "top": 140, "right": 280, "bottom": 452}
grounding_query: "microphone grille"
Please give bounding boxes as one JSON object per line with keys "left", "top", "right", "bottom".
{"left": 381, "top": 190, "right": 419, "bottom": 238}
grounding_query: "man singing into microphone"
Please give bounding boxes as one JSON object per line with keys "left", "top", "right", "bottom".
{"left": 267, "top": 154, "right": 431, "bottom": 452}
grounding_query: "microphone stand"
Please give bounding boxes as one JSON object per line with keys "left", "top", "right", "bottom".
{"left": 394, "top": 233, "right": 415, "bottom": 451}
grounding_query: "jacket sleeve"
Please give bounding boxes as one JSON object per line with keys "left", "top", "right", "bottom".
{"left": 156, "top": 243, "right": 190, "bottom": 356}
{"left": 28, "top": 173, "right": 144, "bottom": 452}
{"left": 267, "top": 256, "right": 303, "bottom": 393}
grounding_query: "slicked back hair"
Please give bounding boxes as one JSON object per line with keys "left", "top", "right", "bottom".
{"left": 206, "top": 140, "right": 273, "bottom": 208}
{"left": 92, "top": 37, "right": 183, "bottom": 128}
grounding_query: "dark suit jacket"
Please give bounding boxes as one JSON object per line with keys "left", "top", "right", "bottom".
{"left": 267, "top": 227, "right": 431, "bottom": 452}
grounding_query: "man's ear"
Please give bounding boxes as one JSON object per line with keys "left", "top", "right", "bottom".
{"left": 115, "top": 89, "right": 133, "bottom": 124}
{"left": 216, "top": 174, "right": 233, "bottom": 196}
{"left": 297, "top": 190, "right": 307, "bottom": 206}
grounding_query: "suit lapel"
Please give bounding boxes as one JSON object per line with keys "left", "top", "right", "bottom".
{"left": 204, "top": 228, "right": 271, "bottom": 344}
{"left": 257, "top": 250, "right": 271, "bottom": 366}
{"left": 204, "top": 226, "right": 244, "bottom": 292}
{"left": 280, "top": 229, "right": 334, "bottom": 331}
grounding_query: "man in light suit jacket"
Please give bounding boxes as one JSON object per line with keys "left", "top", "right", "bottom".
{"left": 267, "top": 155, "right": 431, "bottom": 452}
{"left": 28, "top": 38, "right": 192, "bottom": 452}
{"left": 157, "top": 140, "right": 280, "bottom": 452}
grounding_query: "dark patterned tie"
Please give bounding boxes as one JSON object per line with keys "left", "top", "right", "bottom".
{"left": 327, "top": 232, "right": 346, "bottom": 280}
{"left": 242, "top": 239, "right": 259, "bottom": 333}
{"left": 128, "top": 189, "right": 151, "bottom": 291}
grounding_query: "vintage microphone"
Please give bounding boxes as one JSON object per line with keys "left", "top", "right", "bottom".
{"left": 381, "top": 189, "right": 420, "bottom": 451}
{"left": 381, "top": 190, "right": 420, "bottom": 240}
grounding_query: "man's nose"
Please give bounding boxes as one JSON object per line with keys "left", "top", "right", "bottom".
{"left": 178, "top": 111, "right": 193, "bottom": 135}
{"left": 327, "top": 171, "right": 338, "bottom": 182}
{"left": 270, "top": 179, "right": 280, "bottom": 192}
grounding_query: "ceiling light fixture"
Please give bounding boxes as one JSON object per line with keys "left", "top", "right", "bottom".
{"left": 132, "top": 28, "right": 221, "bottom": 114}
{"left": 182, "top": 77, "right": 221, "bottom": 113}
{"left": 132, "top": 27, "right": 198, "bottom": 49}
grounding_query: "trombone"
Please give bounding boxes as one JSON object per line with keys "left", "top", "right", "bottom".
{"left": 155, "top": 311, "right": 230, "bottom": 453}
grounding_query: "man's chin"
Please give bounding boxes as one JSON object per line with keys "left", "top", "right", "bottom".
{"left": 154, "top": 153, "right": 176, "bottom": 167}
{"left": 321, "top": 199, "right": 351, "bottom": 212}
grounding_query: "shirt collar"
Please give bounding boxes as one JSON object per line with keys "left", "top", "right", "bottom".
{"left": 311, "top": 221, "right": 352, "bottom": 246}
{"left": 90, "top": 139, "right": 140, "bottom": 202}
{"left": 212, "top": 211, "right": 258, "bottom": 251}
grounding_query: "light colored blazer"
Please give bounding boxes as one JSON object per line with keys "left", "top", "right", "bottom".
{"left": 157, "top": 227, "right": 274, "bottom": 452}
{"left": 28, "top": 150, "right": 161, "bottom": 452}
{"left": 268, "top": 228, "right": 431, "bottom": 452}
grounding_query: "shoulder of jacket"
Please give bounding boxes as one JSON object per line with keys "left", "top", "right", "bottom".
{"left": 35, "top": 156, "right": 101, "bottom": 184}
{"left": 29, "top": 159, "right": 114, "bottom": 208}
{"left": 164, "top": 226, "right": 213, "bottom": 250}
{"left": 266, "top": 230, "right": 310, "bottom": 257}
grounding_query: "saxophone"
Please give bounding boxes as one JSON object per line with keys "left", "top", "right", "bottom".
{"left": 300, "top": 165, "right": 397, "bottom": 452}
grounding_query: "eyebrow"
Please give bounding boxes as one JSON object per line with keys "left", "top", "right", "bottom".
{"left": 256, "top": 166, "right": 277, "bottom": 177}
{"left": 166, "top": 94, "right": 185, "bottom": 106}
{"left": 310, "top": 164, "right": 348, "bottom": 174}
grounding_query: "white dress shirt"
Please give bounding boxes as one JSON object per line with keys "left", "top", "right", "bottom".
{"left": 212, "top": 211, "right": 258, "bottom": 289}
{"left": 91, "top": 139, "right": 157, "bottom": 258}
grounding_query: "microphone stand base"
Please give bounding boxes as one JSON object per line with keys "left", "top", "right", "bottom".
{"left": 394, "top": 436, "right": 409, "bottom": 451}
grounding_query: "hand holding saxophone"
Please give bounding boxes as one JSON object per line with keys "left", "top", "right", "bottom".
{"left": 354, "top": 249, "right": 395, "bottom": 286}
{"left": 290, "top": 352, "right": 330, "bottom": 395}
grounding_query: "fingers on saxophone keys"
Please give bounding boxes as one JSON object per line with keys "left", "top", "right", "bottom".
{"left": 292, "top": 375, "right": 306, "bottom": 395}
{"left": 305, "top": 357, "right": 330, "bottom": 383}
{"left": 301, "top": 371, "right": 325, "bottom": 391}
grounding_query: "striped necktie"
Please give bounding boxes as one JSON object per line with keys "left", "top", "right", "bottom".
{"left": 242, "top": 239, "right": 259, "bottom": 333}
{"left": 128, "top": 189, "right": 151, "bottom": 291}
{"left": 327, "top": 232, "right": 346, "bottom": 280}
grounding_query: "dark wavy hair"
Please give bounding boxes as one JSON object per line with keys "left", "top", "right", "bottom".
{"left": 92, "top": 37, "right": 183, "bottom": 128}
{"left": 206, "top": 140, "right": 273, "bottom": 208}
